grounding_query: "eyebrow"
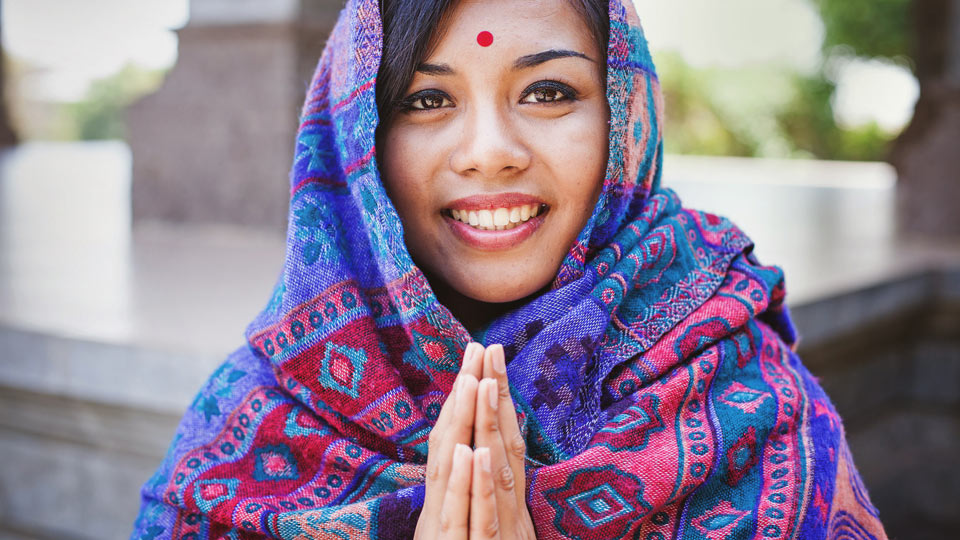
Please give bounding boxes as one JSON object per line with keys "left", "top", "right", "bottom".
{"left": 416, "top": 63, "right": 455, "bottom": 75}
{"left": 513, "top": 49, "right": 593, "bottom": 70}
{"left": 415, "top": 49, "right": 593, "bottom": 75}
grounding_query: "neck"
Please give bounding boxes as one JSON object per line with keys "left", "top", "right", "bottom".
{"left": 422, "top": 270, "right": 548, "bottom": 334}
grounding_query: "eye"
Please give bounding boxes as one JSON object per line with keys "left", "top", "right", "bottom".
{"left": 401, "top": 91, "right": 454, "bottom": 111}
{"left": 520, "top": 81, "right": 577, "bottom": 104}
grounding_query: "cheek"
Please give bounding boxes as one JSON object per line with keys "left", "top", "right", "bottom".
{"left": 380, "top": 131, "right": 430, "bottom": 220}
{"left": 543, "top": 112, "right": 609, "bottom": 215}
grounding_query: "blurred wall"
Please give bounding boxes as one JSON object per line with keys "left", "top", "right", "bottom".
{"left": 796, "top": 270, "right": 960, "bottom": 540}
{"left": 127, "top": 0, "right": 341, "bottom": 231}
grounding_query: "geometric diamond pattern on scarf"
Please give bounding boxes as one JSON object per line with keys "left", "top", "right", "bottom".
{"left": 567, "top": 484, "right": 634, "bottom": 527}
{"left": 596, "top": 394, "right": 664, "bottom": 451}
{"left": 719, "top": 381, "right": 772, "bottom": 414}
{"left": 282, "top": 408, "right": 332, "bottom": 439}
{"left": 544, "top": 464, "right": 650, "bottom": 540}
{"left": 401, "top": 329, "right": 462, "bottom": 375}
{"left": 318, "top": 342, "right": 368, "bottom": 398}
{"left": 726, "top": 425, "right": 759, "bottom": 486}
{"left": 193, "top": 478, "right": 239, "bottom": 514}
{"left": 692, "top": 500, "right": 750, "bottom": 540}
{"left": 253, "top": 444, "right": 300, "bottom": 482}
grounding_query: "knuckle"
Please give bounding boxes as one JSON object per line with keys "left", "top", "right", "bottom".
{"left": 482, "top": 516, "right": 501, "bottom": 538}
{"left": 497, "top": 464, "right": 516, "bottom": 491}
{"left": 438, "top": 509, "right": 453, "bottom": 533}
{"left": 428, "top": 428, "right": 442, "bottom": 447}
{"left": 426, "top": 460, "right": 441, "bottom": 482}
{"left": 510, "top": 432, "right": 527, "bottom": 458}
{"left": 476, "top": 474, "right": 496, "bottom": 497}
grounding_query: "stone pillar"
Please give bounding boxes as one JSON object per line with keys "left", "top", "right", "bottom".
{"left": 127, "top": 0, "right": 342, "bottom": 231}
{"left": 892, "top": 0, "right": 960, "bottom": 237}
{"left": 0, "top": 1, "right": 20, "bottom": 147}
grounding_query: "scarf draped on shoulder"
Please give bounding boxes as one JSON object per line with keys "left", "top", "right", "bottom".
{"left": 132, "top": 1, "right": 888, "bottom": 538}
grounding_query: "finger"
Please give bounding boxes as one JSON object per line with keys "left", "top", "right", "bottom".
{"left": 423, "top": 374, "right": 479, "bottom": 530}
{"left": 474, "top": 378, "right": 520, "bottom": 530}
{"left": 470, "top": 447, "right": 500, "bottom": 539}
{"left": 438, "top": 443, "right": 473, "bottom": 539}
{"left": 461, "top": 341, "right": 484, "bottom": 379}
{"left": 433, "top": 342, "right": 484, "bottom": 430}
{"left": 484, "top": 344, "right": 527, "bottom": 505}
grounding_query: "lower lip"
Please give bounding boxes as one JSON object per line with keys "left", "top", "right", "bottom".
{"left": 444, "top": 213, "right": 546, "bottom": 251}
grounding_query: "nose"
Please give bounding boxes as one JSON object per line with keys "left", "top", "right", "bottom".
{"left": 449, "top": 104, "right": 531, "bottom": 179}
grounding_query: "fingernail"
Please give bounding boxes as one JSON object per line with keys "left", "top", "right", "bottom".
{"left": 464, "top": 341, "right": 483, "bottom": 371}
{"left": 472, "top": 342, "right": 484, "bottom": 364}
{"left": 487, "top": 379, "right": 498, "bottom": 410}
{"left": 477, "top": 447, "right": 491, "bottom": 472}
{"left": 455, "top": 443, "right": 470, "bottom": 463}
{"left": 492, "top": 345, "right": 506, "bottom": 374}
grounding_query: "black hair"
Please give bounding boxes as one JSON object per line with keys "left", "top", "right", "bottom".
{"left": 376, "top": 0, "right": 610, "bottom": 125}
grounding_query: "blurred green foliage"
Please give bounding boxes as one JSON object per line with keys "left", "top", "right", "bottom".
{"left": 659, "top": 53, "right": 895, "bottom": 161}
{"left": 662, "top": 0, "right": 912, "bottom": 161}
{"left": 65, "top": 64, "right": 164, "bottom": 140}
{"left": 777, "top": 73, "right": 893, "bottom": 161}
{"left": 814, "top": 0, "right": 911, "bottom": 60}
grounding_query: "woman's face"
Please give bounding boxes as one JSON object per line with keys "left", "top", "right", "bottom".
{"left": 379, "top": 0, "right": 609, "bottom": 305}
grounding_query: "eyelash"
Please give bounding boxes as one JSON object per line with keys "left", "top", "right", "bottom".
{"left": 397, "top": 80, "right": 578, "bottom": 112}
{"left": 520, "top": 81, "right": 578, "bottom": 104}
{"left": 398, "top": 91, "right": 453, "bottom": 111}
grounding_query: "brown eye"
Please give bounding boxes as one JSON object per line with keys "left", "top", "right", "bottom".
{"left": 534, "top": 88, "right": 562, "bottom": 102}
{"left": 520, "top": 81, "right": 576, "bottom": 104}
{"left": 410, "top": 93, "right": 452, "bottom": 110}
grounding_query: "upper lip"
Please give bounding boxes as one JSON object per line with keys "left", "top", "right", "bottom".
{"left": 444, "top": 192, "right": 547, "bottom": 211}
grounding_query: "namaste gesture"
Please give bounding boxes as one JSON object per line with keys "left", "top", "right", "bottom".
{"left": 414, "top": 343, "right": 537, "bottom": 539}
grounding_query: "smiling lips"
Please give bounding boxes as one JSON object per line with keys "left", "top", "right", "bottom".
{"left": 443, "top": 193, "right": 549, "bottom": 250}
{"left": 448, "top": 203, "right": 542, "bottom": 231}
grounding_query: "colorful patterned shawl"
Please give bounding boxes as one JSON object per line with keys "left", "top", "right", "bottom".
{"left": 132, "top": 0, "right": 888, "bottom": 538}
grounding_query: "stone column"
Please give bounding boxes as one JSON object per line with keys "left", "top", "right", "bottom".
{"left": 127, "top": 0, "right": 342, "bottom": 231}
{"left": 892, "top": 0, "right": 960, "bottom": 237}
{"left": 0, "top": 1, "right": 20, "bottom": 147}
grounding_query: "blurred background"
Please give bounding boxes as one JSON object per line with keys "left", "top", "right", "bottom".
{"left": 0, "top": 0, "right": 957, "bottom": 538}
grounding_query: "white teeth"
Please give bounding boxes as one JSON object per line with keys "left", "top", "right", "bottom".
{"left": 478, "top": 210, "right": 494, "bottom": 228}
{"left": 448, "top": 204, "right": 546, "bottom": 231}
{"left": 493, "top": 208, "right": 509, "bottom": 227}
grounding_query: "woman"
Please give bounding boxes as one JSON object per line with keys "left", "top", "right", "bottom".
{"left": 131, "top": 0, "right": 889, "bottom": 538}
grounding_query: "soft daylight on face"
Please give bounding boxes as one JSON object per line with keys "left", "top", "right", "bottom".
{"left": 378, "top": 0, "right": 609, "bottom": 311}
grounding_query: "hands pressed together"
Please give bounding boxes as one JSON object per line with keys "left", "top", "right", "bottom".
{"left": 414, "top": 343, "right": 537, "bottom": 540}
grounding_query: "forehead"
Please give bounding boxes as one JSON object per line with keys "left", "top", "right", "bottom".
{"left": 428, "top": 0, "right": 597, "bottom": 62}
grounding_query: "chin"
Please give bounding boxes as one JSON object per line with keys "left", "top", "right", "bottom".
{"left": 414, "top": 244, "right": 561, "bottom": 307}
{"left": 451, "top": 273, "right": 551, "bottom": 304}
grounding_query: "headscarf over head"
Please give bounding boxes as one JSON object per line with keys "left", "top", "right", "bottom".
{"left": 132, "top": 1, "right": 888, "bottom": 538}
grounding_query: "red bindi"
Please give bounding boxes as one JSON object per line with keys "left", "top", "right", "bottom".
{"left": 476, "top": 31, "right": 494, "bottom": 47}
